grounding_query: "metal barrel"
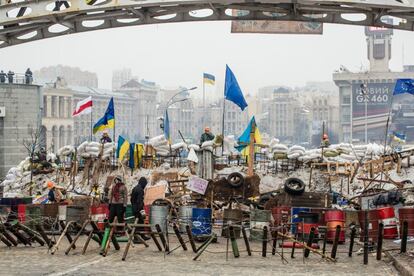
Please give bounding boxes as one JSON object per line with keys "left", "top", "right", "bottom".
{"left": 191, "top": 208, "right": 212, "bottom": 237}
{"left": 178, "top": 206, "right": 194, "bottom": 233}
{"left": 222, "top": 208, "right": 243, "bottom": 238}
{"left": 150, "top": 205, "right": 170, "bottom": 233}
{"left": 377, "top": 207, "right": 398, "bottom": 239}
{"left": 291, "top": 207, "right": 310, "bottom": 234}
{"left": 358, "top": 209, "right": 379, "bottom": 242}
{"left": 250, "top": 209, "right": 271, "bottom": 241}
{"left": 398, "top": 207, "right": 414, "bottom": 238}
{"left": 325, "top": 210, "right": 346, "bottom": 243}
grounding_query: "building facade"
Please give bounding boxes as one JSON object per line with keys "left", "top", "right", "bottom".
{"left": 35, "top": 65, "right": 98, "bottom": 88}
{"left": 0, "top": 83, "right": 42, "bottom": 178}
{"left": 333, "top": 25, "right": 414, "bottom": 143}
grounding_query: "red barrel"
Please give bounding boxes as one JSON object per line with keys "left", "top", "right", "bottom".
{"left": 377, "top": 207, "right": 398, "bottom": 239}
{"left": 17, "top": 204, "right": 26, "bottom": 223}
{"left": 272, "top": 206, "right": 290, "bottom": 225}
{"left": 325, "top": 210, "right": 345, "bottom": 243}
{"left": 90, "top": 204, "right": 109, "bottom": 230}
{"left": 358, "top": 209, "right": 379, "bottom": 241}
{"left": 398, "top": 207, "right": 414, "bottom": 238}
{"left": 296, "top": 212, "right": 319, "bottom": 241}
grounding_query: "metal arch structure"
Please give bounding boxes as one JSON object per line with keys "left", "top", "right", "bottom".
{"left": 1, "top": 0, "right": 414, "bottom": 48}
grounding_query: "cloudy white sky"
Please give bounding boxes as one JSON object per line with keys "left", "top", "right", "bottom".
{"left": 1, "top": 20, "right": 414, "bottom": 99}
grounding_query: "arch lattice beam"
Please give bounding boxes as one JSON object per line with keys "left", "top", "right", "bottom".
{"left": 0, "top": 0, "right": 413, "bottom": 48}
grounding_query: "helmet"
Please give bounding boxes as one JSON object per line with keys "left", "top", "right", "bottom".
{"left": 47, "top": 181, "right": 55, "bottom": 189}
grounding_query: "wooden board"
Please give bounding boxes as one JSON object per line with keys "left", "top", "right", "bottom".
{"left": 264, "top": 192, "right": 332, "bottom": 210}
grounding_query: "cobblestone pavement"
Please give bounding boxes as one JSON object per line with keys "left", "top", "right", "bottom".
{"left": 0, "top": 236, "right": 400, "bottom": 276}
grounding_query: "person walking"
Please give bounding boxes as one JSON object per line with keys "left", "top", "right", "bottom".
{"left": 130, "top": 177, "right": 150, "bottom": 242}
{"left": 108, "top": 176, "right": 128, "bottom": 224}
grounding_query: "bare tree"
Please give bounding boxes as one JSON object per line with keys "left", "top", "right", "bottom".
{"left": 16, "top": 124, "right": 46, "bottom": 195}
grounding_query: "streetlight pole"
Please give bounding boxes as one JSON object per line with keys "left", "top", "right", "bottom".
{"left": 360, "top": 82, "right": 368, "bottom": 144}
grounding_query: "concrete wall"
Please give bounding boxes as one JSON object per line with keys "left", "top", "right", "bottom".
{"left": 0, "top": 84, "right": 42, "bottom": 178}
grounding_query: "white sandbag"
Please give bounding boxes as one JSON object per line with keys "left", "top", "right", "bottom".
{"left": 269, "top": 138, "right": 280, "bottom": 147}
{"left": 288, "top": 145, "right": 305, "bottom": 153}
{"left": 5, "top": 174, "right": 16, "bottom": 181}
{"left": 202, "top": 146, "right": 213, "bottom": 152}
{"left": 340, "top": 154, "right": 356, "bottom": 161}
{"left": 288, "top": 149, "right": 305, "bottom": 155}
{"left": 77, "top": 141, "right": 89, "bottom": 153}
{"left": 88, "top": 142, "right": 101, "bottom": 148}
{"left": 354, "top": 145, "right": 367, "bottom": 150}
{"left": 47, "top": 153, "right": 57, "bottom": 162}
{"left": 85, "top": 146, "right": 101, "bottom": 153}
{"left": 103, "top": 142, "right": 115, "bottom": 150}
{"left": 287, "top": 152, "right": 301, "bottom": 159}
{"left": 272, "top": 144, "right": 288, "bottom": 151}
{"left": 81, "top": 153, "right": 91, "bottom": 158}
{"left": 89, "top": 152, "right": 99, "bottom": 158}
{"left": 201, "top": 140, "right": 214, "bottom": 148}
{"left": 103, "top": 148, "right": 113, "bottom": 156}
{"left": 149, "top": 135, "right": 168, "bottom": 147}
{"left": 7, "top": 167, "right": 21, "bottom": 177}
{"left": 187, "top": 148, "right": 199, "bottom": 163}
{"left": 171, "top": 142, "right": 187, "bottom": 151}
{"left": 102, "top": 153, "right": 111, "bottom": 159}
{"left": 0, "top": 179, "right": 14, "bottom": 187}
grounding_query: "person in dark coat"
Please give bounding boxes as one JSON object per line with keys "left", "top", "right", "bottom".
{"left": 7, "top": 70, "right": 14, "bottom": 83}
{"left": 130, "top": 177, "right": 149, "bottom": 241}
{"left": 200, "top": 126, "right": 215, "bottom": 144}
{"left": 0, "top": 71, "right": 6, "bottom": 83}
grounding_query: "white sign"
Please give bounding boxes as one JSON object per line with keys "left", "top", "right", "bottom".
{"left": 187, "top": 176, "right": 209, "bottom": 195}
{"left": 0, "top": 106, "right": 5, "bottom": 117}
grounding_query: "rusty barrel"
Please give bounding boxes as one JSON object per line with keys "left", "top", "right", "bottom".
{"left": 358, "top": 209, "right": 379, "bottom": 241}
{"left": 325, "top": 210, "right": 345, "bottom": 243}
{"left": 250, "top": 209, "right": 271, "bottom": 241}
{"left": 377, "top": 206, "right": 398, "bottom": 239}
{"left": 222, "top": 208, "right": 243, "bottom": 238}
{"left": 398, "top": 207, "right": 414, "bottom": 238}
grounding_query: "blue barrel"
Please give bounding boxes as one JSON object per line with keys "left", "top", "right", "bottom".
{"left": 291, "top": 207, "right": 310, "bottom": 234}
{"left": 192, "top": 208, "right": 212, "bottom": 236}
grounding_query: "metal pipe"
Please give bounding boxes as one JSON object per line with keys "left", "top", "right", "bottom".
{"left": 363, "top": 211, "right": 369, "bottom": 265}
{"left": 377, "top": 223, "right": 384, "bottom": 260}
{"left": 229, "top": 226, "right": 239, "bottom": 258}
{"left": 150, "top": 233, "right": 163, "bottom": 252}
{"left": 349, "top": 226, "right": 356, "bottom": 257}
{"left": 262, "top": 226, "right": 268, "bottom": 257}
{"left": 331, "top": 225, "right": 341, "bottom": 259}
{"left": 241, "top": 226, "right": 251, "bottom": 256}
{"left": 401, "top": 221, "right": 408, "bottom": 253}
{"left": 304, "top": 227, "right": 315, "bottom": 258}
{"left": 272, "top": 230, "right": 277, "bottom": 256}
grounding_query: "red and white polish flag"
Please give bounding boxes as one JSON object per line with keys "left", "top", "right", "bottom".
{"left": 72, "top": 96, "right": 92, "bottom": 117}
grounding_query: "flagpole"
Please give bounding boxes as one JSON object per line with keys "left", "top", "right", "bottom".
{"left": 90, "top": 105, "right": 93, "bottom": 141}
{"left": 203, "top": 76, "right": 206, "bottom": 129}
{"left": 221, "top": 98, "right": 226, "bottom": 156}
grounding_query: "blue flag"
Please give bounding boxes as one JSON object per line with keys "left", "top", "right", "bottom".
{"left": 163, "top": 110, "right": 171, "bottom": 144}
{"left": 224, "top": 65, "right": 248, "bottom": 111}
{"left": 394, "top": 79, "right": 414, "bottom": 96}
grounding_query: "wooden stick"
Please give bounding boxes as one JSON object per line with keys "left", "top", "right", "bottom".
{"left": 277, "top": 231, "right": 336, "bottom": 262}
{"left": 51, "top": 221, "right": 74, "bottom": 254}
{"left": 122, "top": 218, "right": 138, "bottom": 261}
{"left": 65, "top": 220, "right": 89, "bottom": 255}
{"left": 82, "top": 230, "right": 94, "bottom": 255}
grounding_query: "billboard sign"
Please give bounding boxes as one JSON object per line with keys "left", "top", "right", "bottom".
{"left": 351, "top": 82, "right": 394, "bottom": 134}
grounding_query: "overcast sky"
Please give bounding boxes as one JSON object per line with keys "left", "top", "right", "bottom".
{"left": 1, "top": 21, "right": 414, "bottom": 99}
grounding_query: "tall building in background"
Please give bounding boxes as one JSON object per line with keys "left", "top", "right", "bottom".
{"left": 333, "top": 21, "right": 414, "bottom": 143}
{"left": 35, "top": 65, "right": 98, "bottom": 88}
{"left": 0, "top": 82, "right": 42, "bottom": 178}
{"left": 112, "top": 68, "right": 133, "bottom": 91}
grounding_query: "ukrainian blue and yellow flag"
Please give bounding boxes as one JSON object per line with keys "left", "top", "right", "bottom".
{"left": 93, "top": 97, "right": 115, "bottom": 134}
{"left": 129, "top": 143, "right": 144, "bottom": 169}
{"left": 393, "top": 132, "right": 406, "bottom": 143}
{"left": 117, "top": 135, "right": 130, "bottom": 161}
{"left": 164, "top": 110, "right": 171, "bottom": 144}
{"left": 203, "top": 73, "right": 215, "bottom": 85}
{"left": 236, "top": 116, "right": 262, "bottom": 157}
